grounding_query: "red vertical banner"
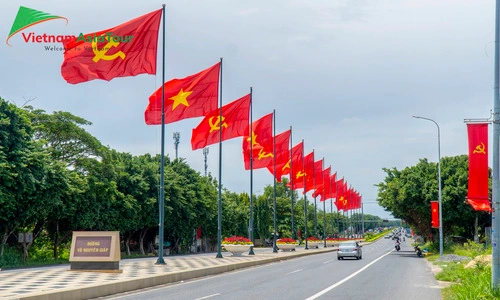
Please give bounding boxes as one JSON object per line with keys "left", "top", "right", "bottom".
{"left": 466, "top": 123, "right": 491, "bottom": 212}
{"left": 431, "top": 201, "right": 439, "bottom": 228}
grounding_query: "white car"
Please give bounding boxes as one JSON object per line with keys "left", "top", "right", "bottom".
{"left": 337, "top": 241, "right": 362, "bottom": 260}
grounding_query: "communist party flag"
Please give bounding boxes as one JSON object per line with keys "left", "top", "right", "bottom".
{"left": 288, "top": 141, "right": 304, "bottom": 190}
{"left": 61, "top": 9, "right": 162, "bottom": 84}
{"left": 145, "top": 62, "right": 220, "bottom": 125}
{"left": 328, "top": 172, "right": 337, "bottom": 201}
{"left": 466, "top": 123, "right": 491, "bottom": 212}
{"left": 314, "top": 166, "right": 330, "bottom": 201}
{"left": 242, "top": 113, "right": 273, "bottom": 170}
{"left": 431, "top": 201, "right": 439, "bottom": 228}
{"left": 294, "top": 151, "right": 314, "bottom": 192}
{"left": 264, "top": 130, "right": 291, "bottom": 179}
{"left": 191, "top": 94, "right": 250, "bottom": 150}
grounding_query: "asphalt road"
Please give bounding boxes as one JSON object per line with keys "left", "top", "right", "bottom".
{"left": 96, "top": 238, "right": 442, "bottom": 300}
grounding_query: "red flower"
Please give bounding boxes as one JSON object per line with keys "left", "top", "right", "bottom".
{"left": 276, "top": 238, "right": 298, "bottom": 244}
{"left": 306, "top": 236, "right": 320, "bottom": 241}
{"left": 222, "top": 236, "right": 253, "bottom": 245}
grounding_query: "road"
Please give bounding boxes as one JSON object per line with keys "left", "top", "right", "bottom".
{"left": 96, "top": 238, "right": 442, "bottom": 300}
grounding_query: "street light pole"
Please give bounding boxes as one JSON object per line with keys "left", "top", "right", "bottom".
{"left": 413, "top": 115, "right": 443, "bottom": 256}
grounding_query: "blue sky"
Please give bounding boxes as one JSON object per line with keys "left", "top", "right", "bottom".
{"left": 0, "top": 0, "right": 495, "bottom": 219}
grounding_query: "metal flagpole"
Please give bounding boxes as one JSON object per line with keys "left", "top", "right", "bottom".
{"left": 272, "top": 110, "right": 278, "bottom": 253}
{"left": 303, "top": 140, "right": 308, "bottom": 249}
{"left": 323, "top": 198, "right": 327, "bottom": 247}
{"left": 248, "top": 87, "right": 255, "bottom": 255}
{"left": 290, "top": 126, "right": 295, "bottom": 240}
{"left": 216, "top": 57, "right": 223, "bottom": 259}
{"left": 493, "top": 0, "right": 500, "bottom": 287}
{"left": 155, "top": 4, "right": 167, "bottom": 265}
{"left": 313, "top": 153, "right": 317, "bottom": 237}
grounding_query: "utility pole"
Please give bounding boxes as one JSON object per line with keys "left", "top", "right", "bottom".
{"left": 173, "top": 132, "right": 180, "bottom": 159}
{"left": 203, "top": 147, "right": 209, "bottom": 176}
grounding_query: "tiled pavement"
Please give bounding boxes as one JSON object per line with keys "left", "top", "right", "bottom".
{"left": 0, "top": 245, "right": 338, "bottom": 300}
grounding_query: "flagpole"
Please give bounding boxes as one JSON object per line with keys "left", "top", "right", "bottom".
{"left": 248, "top": 87, "right": 255, "bottom": 255}
{"left": 493, "top": 0, "right": 500, "bottom": 287}
{"left": 313, "top": 150, "right": 317, "bottom": 238}
{"left": 216, "top": 57, "right": 223, "bottom": 259}
{"left": 323, "top": 196, "right": 327, "bottom": 247}
{"left": 303, "top": 140, "right": 308, "bottom": 250}
{"left": 272, "top": 109, "right": 278, "bottom": 253}
{"left": 290, "top": 126, "right": 295, "bottom": 240}
{"left": 155, "top": 4, "right": 166, "bottom": 266}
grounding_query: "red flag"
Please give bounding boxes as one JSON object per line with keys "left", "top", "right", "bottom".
{"left": 302, "top": 152, "right": 315, "bottom": 193}
{"left": 264, "top": 130, "right": 291, "bottom": 179}
{"left": 61, "top": 9, "right": 162, "bottom": 84}
{"left": 431, "top": 201, "right": 439, "bottom": 228}
{"left": 286, "top": 142, "right": 304, "bottom": 190}
{"left": 242, "top": 113, "right": 273, "bottom": 170}
{"left": 272, "top": 133, "right": 291, "bottom": 182}
{"left": 466, "top": 123, "right": 491, "bottom": 212}
{"left": 315, "top": 167, "right": 330, "bottom": 201}
{"left": 145, "top": 62, "right": 220, "bottom": 125}
{"left": 191, "top": 94, "right": 250, "bottom": 150}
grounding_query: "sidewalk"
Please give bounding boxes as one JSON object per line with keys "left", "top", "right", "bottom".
{"left": 0, "top": 245, "right": 338, "bottom": 300}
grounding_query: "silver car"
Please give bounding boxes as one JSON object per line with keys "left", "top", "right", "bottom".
{"left": 337, "top": 241, "right": 362, "bottom": 260}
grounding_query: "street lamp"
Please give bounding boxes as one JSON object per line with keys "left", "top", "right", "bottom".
{"left": 413, "top": 115, "right": 443, "bottom": 256}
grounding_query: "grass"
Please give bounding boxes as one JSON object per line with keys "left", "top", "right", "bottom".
{"left": 429, "top": 240, "right": 500, "bottom": 300}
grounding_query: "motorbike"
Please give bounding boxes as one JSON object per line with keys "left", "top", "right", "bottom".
{"left": 415, "top": 245, "right": 422, "bottom": 257}
{"left": 395, "top": 242, "right": 400, "bottom": 251}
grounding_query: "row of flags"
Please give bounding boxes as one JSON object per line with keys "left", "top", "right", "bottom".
{"left": 57, "top": 8, "right": 361, "bottom": 212}
{"left": 57, "top": 7, "right": 494, "bottom": 220}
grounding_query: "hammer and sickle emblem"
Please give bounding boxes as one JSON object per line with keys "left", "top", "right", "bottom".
{"left": 473, "top": 142, "right": 486, "bottom": 154}
{"left": 296, "top": 171, "right": 306, "bottom": 179}
{"left": 281, "top": 160, "right": 291, "bottom": 172}
{"left": 341, "top": 197, "right": 347, "bottom": 206}
{"left": 209, "top": 116, "right": 228, "bottom": 133}
{"left": 257, "top": 148, "right": 274, "bottom": 160}
{"left": 92, "top": 35, "right": 126, "bottom": 62}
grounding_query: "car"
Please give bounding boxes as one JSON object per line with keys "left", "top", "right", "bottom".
{"left": 337, "top": 241, "right": 362, "bottom": 260}
{"left": 384, "top": 234, "right": 392, "bottom": 239}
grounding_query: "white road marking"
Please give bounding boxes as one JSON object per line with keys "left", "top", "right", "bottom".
{"left": 322, "top": 260, "right": 335, "bottom": 264}
{"left": 305, "top": 250, "right": 394, "bottom": 300}
{"left": 194, "top": 293, "right": 221, "bottom": 300}
{"left": 284, "top": 269, "right": 303, "bottom": 275}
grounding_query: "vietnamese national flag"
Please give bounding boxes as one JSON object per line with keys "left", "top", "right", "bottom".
{"left": 466, "top": 123, "right": 491, "bottom": 212}
{"left": 145, "top": 62, "right": 220, "bottom": 125}
{"left": 431, "top": 201, "right": 439, "bottom": 228}
{"left": 61, "top": 9, "right": 162, "bottom": 84}
{"left": 191, "top": 94, "right": 250, "bottom": 150}
{"left": 242, "top": 113, "right": 273, "bottom": 170}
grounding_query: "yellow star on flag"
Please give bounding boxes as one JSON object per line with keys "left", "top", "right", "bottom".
{"left": 168, "top": 88, "right": 192, "bottom": 110}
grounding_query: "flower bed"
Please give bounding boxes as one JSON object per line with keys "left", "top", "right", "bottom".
{"left": 222, "top": 236, "right": 253, "bottom": 245}
{"left": 222, "top": 236, "right": 253, "bottom": 256}
{"left": 306, "top": 237, "right": 320, "bottom": 248}
{"left": 276, "top": 238, "right": 298, "bottom": 251}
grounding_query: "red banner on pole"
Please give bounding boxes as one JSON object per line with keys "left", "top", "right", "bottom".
{"left": 431, "top": 201, "right": 439, "bottom": 228}
{"left": 466, "top": 123, "right": 491, "bottom": 212}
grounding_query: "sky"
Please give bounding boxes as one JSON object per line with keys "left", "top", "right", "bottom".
{"left": 0, "top": 0, "right": 495, "bottom": 220}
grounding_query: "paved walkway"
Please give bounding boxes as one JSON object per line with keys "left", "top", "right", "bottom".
{"left": 0, "top": 245, "right": 338, "bottom": 300}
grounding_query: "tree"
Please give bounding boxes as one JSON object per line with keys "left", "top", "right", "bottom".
{"left": 376, "top": 155, "right": 489, "bottom": 243}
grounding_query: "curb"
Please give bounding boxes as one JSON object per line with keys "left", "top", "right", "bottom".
{"left": 19, "top": 247, "right": 338, "bottom": 300}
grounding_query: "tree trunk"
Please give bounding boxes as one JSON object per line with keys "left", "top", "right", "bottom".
{"left": 139, "top": 228, "right": 148, "bottom": 255}
{"left": 1, "top": 231, "right": 10, "bottom": 256}
{"left": 125, "top": 233, "right": 131, "bottom": 256}
{"left": 53, "top": 220, "right": 59, "bottom": 260}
